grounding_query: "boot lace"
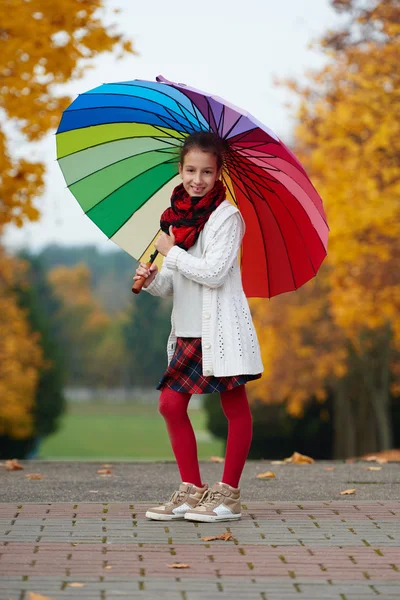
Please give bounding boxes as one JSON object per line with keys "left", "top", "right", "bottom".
{"left": 197, "top": 489, "right": 223, "bottom": 508}
{"left": 166, "top": 489, "right": 187, "bottom": 506}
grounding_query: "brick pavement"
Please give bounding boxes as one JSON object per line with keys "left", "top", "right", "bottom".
{"left": 0, "top": 501, "right": 400, "bottom": 599}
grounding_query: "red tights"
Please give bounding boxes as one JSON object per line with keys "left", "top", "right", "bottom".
{"left": 158, "top": 385, "right": 253, "bottom": 489}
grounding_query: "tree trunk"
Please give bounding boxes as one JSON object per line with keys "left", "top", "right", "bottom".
{"left": 333, "top": 376, "right": 356, "bottom": 458}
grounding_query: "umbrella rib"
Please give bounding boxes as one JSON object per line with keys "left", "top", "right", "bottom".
{"left": 61, "top": 105, "right": 192, "bottom": 137}
{"left": 58, "top": 130, "right": 183, "bottom": 159}
{"left": 231, "top": 152, "right": 328, "bottom": 255}
{"left": 66, "top": 147, "right": 179, "bottom": 187}
{"left": 112, "top": 81, "right": 209, "bottom": 128}
{"left": 72, "top": 90, "right": 200, "bottom": 130}
{"left": 174, "top": 96, "right": 205, "bottom": 132}
{"left": 84, "top": 156, "right": 178, "bottom": 218}
{"left": 77, "top": 84, "right": 206, "bottom": 130}
{"left": 222, "top": 167, "right": 273, "bottom": 294}
{"left": 218, "top": 104, "right": 226, "bottom": 135}
{"left": 107, "top": 170, "right": 179, "bottom": 240}
{"left": 227, "top": 160, "right": 320, "bottom": 283}
{"left": 223, "top": 115, "right": 246, "bottom": 140}
{"left": 227, "top": 152, "right": 321, "bottom": 287}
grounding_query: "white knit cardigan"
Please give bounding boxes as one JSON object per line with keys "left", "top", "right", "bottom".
{"left": 144, "top": 200, "right": 264, "bottom": 377}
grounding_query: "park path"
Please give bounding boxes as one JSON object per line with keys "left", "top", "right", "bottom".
{"left": 1, "top": 461, "right": 400, "bottom": 599}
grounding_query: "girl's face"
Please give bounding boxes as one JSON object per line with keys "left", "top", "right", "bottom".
{"left": 179, "top": 149, "right": 221, "bottom": 197}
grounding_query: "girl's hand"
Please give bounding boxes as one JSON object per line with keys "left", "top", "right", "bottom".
{"left": 133, "top": 263, "right": 158, "bottom": 288}
{"left": 155, "top": 226, "right": 176, "bottom": 257}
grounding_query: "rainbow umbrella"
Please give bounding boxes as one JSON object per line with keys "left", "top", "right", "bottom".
{"left": 56, "top": 75, "right": 329, "bottom": 298}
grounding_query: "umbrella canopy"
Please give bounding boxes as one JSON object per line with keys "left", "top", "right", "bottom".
{"left": 56, "top": 75, "right": 329, "bottom": 298}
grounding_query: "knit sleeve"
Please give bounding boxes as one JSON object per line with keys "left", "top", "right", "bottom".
{"left": 164, "top": 212, "right": 244, "bottom": 288}
{"left": 142, "top": 261, "right": 173, "bottom": 298}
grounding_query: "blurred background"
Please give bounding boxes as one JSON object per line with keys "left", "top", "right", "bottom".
{"left": 1, "top": 0, "right": 399, "bottom": 462}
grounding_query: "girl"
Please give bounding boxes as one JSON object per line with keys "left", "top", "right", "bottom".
{"left": 133, "top": 131, "right": 263, "bottom": 522}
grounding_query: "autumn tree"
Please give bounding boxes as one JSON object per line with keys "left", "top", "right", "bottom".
{"left": 250, "top": 0, "right": 400, "bottom": 456}
{"left": 0, "top": 250, "right": 43, "bottom": 446}
{"left": 0, "top": 1, "right": 134, "bottom": 448}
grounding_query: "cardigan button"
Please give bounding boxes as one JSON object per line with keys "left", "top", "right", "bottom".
{"left": 204, "top": 343, "right": 211, "bottom": 349}
{"left": 204, "top": 312, "right": 210, "bottom": 319}
{"left": 205, "top": 369, "right": 212, "bottom": 375}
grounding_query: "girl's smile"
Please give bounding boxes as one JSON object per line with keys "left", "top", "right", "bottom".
{"left": 179, "top": 149, "right": 222, "bottom": 197}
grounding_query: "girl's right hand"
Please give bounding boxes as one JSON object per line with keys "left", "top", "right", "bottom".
{"left": 133, "top": 263, "right": 158, "bottom": 288}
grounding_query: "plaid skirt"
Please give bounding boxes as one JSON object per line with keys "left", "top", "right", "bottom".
{"left": 157, "top": 337, "right": 262, "bottom": 394}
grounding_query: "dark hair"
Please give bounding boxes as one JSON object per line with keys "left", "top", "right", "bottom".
{"left": 180, "top": 131, "right": 228, "bottom": 170}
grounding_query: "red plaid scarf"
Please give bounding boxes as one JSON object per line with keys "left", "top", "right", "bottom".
{"left": 160, "top": 180, "right": 226, "bottom": 250}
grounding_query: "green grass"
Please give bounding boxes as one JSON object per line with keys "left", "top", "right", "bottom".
{"left": 39, "top": 402, "right": 223, "bottom": 460}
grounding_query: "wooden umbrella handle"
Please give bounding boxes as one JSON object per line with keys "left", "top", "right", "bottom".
{"left": 132, "top": 250, "right": 159, "bottom": 295}
{"left": 132, "top": 260, "right": 152, "bottom": 295}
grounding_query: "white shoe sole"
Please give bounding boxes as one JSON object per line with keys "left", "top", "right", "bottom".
{"left": 184, "top": 512, "right": 241, "bottom": 522}
{"left": 145, "top": 510, "right": 186, "bottom": 521}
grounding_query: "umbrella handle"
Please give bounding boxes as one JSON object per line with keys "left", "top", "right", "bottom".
{"left": 132, "top": 250, "right": 159, "bottom": 295}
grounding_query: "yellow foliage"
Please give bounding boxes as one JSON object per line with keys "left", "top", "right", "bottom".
{"left": 0, "top": 0, "right": 135, "bottom": 228}
{"left": 0, "top": 250, "right": 44, "bottom": 439}
{"left": 251, "top": 0, "right": 400, "bottom": 411}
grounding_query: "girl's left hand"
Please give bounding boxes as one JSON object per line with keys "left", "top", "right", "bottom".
{"left": 155, "top": 225, "right": 176, "bottom": 256}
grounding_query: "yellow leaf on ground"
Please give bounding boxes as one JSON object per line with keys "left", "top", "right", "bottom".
{"left": 105, "top": 565, "right": 112, "bottom": 569}
{"left": 25, "top": 473, "right": 44, "bottom": 480}
{"left": 5, "top": 459, "right": 24, "bottom": 471}
{"left": 102, "top": 464, "right": 113, "bottom": 468}
{"left": 340, "top": 489, "right": 356, "bottom": 495}
{"left": 97, "top": 469, "right": 112, "bottom": 475}
{"left": 366, "top": 466, "right": 382, "bottom": 471}
{"left": 200, "top": 532, "right": 234, "bottom": 542}
{"left": 209, "top": 456, "right": 224, "bottom": 463}
{"left": 324, "top": 467, "right": 335, "bottom": 471}
{"left": 257, "top": 471, "right": 276, "bottom": 479}
{"left": 28, "top": 593, "right": 54, "bottom": 600}
{"left": 167, "top": 563, "right": 190, "bottom": 569}
{"left": 284, "top": 452, "right": 314, "bottom": 464}
{"left": 361, "top": 450, "right": 400, "bottom": 462}
{"left": 270, "top": 460, "right": 285, "bottom": 464}
{"left": 68, "top": 583, "right": 86, "bottom": 588}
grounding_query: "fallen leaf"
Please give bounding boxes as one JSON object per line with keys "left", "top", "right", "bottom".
{"left": 256, "top": 471, "right": 276, "bottom": 479}
{"left": 366, "top": 466, "right": 382, "bottom": 471}
{"left": 25, "top": 473, "right": 44, "bottom": 480}
{"left": 104, "top": 565, "right": 112, "bottom": 569}
{"left": 28, "top": 593, "right": 55, "bottom": 600}
{"left": 270, "top": 460, "right": 285, "bottom": 464}
{"left": 361, "top": 449, "right": 400, "bottom": 462}
{"left": 5, "top": 459, "right": 24, "bottom": 471}
{"left": 89, "top": 490, "right": 99, "bottom": 493}
{"left": 102, "top": 464, "right": 112, "bottom": 468}
{"left": 340, "top": 488, "right": 356, "bottom": 495}
{"left": 324, "top": 467, "right": 335, "bottom": 471}
{"left": 97, "top": 469, "right": 112, "bottom": 475}
{"left": 209, "top": 456, "right": 224, "bottom": 463}
{"left": 284, "top": 451, "right": 314, "bottom": 464}
{"left": 68, "top": 583, "right": 86, "bottom": 588}
{"left": 167, "top": 563, "right": 190, "bottom": 569}
{"left": 200, "top": 532, "right": 233, "bottom": 542}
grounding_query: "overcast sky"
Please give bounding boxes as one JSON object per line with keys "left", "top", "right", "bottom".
{"left": 4, "top": 0, "right": 343, "bottom": 253}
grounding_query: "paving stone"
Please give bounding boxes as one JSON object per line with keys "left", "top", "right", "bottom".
{"left": 1, "top": 491, "right": 400, "bottom": 600}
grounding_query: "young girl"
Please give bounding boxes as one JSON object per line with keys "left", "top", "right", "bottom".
{"left": 133, "top": 131, "right": 263, "bottom": 522}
